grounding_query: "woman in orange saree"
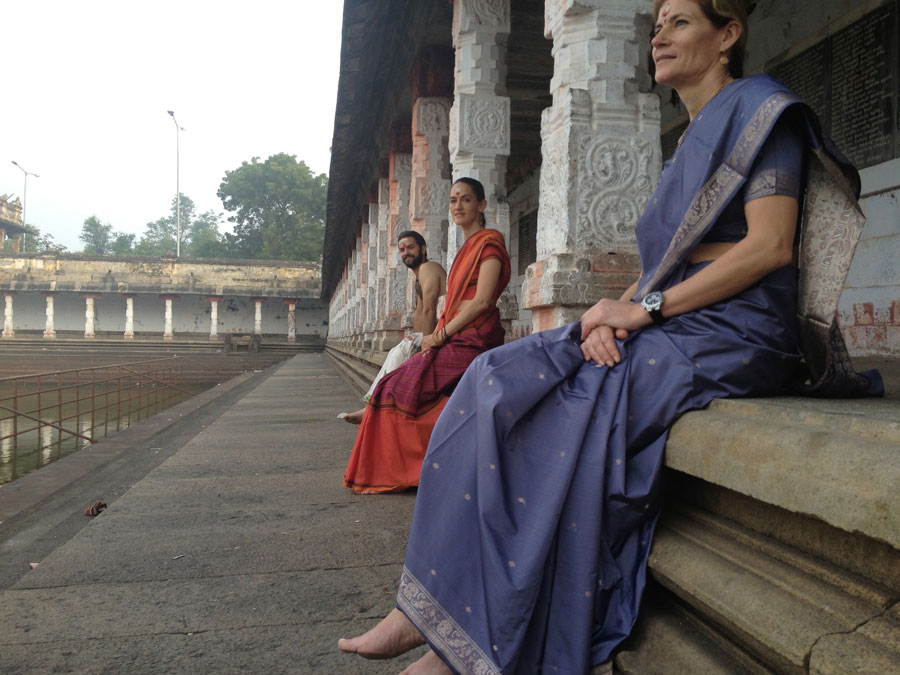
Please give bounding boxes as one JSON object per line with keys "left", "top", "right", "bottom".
{"left": 343, "top": 177, "right": 511, "bottom": 494}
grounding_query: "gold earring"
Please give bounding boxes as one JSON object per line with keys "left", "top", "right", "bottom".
{"left": 720, "top": 52, "right": 730, "bottom": 65}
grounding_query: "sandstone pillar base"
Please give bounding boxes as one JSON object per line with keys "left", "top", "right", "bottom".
{"left": 523, "top": 251, "right": 641, "bottom": 333}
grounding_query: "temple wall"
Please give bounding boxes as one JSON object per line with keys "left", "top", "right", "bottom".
{"left": 0, "top": 291, "right": 326, "bottom": 338}
{"left": 0, "top": 255, "right": 326, "bottom": 340}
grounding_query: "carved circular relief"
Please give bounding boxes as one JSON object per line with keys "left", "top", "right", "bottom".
{"left": 591, "top": 194, "right": 640, "bottom": 241}
{"left": 474, "top": 0, "right": 507, "bottom": 25}
{"left": 585, "top": 140, "right": 636, "bottom": 188}
{"left": 469, "top": 106, "right": 505, "bottom": 147}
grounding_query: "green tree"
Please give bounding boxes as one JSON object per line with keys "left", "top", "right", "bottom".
{"left": 79, "top": 215, "right": 113, "bottom": 254}
{"left": 1, "top": 225, "right": 66, "bottom": 254}
{"left": 110, "top": 232, "right": 136, "bottom": 254}
{"left": 135, "top": 194, "right": 225, "bottom": 258}
{"left": 187, "top": 210, "right": 226, "bottom": 258}
{"left": 217, "top": 154, "right": 327, "bottom": 261}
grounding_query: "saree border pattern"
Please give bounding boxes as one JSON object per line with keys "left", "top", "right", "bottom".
{"left": 398, "top": 566, "right": 501, "bottom": 675}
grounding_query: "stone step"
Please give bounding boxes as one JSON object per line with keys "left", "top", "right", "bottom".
{"left": 648, "top": 504, "right": 900, "bottom": 674}
{"left": 323, "top": 346, "right": 379, "bottom": 398}
{"left": 617, "top": 587, "right": 773, "bottom": 675}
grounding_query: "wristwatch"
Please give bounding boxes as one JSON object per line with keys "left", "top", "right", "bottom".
{"left": 641, "top": 291, "right": 666, "bottom": 326}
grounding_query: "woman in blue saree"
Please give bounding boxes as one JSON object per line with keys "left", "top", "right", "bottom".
{"left": 339, "top": 0, "right": 882, "bottom": 672}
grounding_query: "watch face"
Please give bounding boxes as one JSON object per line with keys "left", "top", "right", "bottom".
{"left": 642, "top": 291, "right": 663, "bottom": 312}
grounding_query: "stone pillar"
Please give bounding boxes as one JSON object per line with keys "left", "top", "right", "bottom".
{"left": 385, "top": 123, "right": 413, "bottom": 342}
{"left": 123, "top": 294, "right": 135, "bottom": 340}
{"left": 523, "top": 0, "right": 659, "bottom": 331}
{"left": 82, "top": 294, "right": 100, "bottom": 339}
{"left": 374, "top": 166, "right": 391, "bottom": 343}
{"left": 160, "top": 295, "right": 178, "bottom": 340}
{"left": 285, "top": 299, "right": 297, "bottom": 343}
{"left": 2, "top": 292, "right": 15, "bottom": 338}
{"left": 42, "top": 292, "right": 57, "bottom": 339}
{"left": 448, "top": 0, "right": 512, "bottom": 268}
{"left": 253, "top": 297, "right": 264, "bottom": 335}
{"left": 353, "top": 229, "right": 365, "bottom": 347}
{"left": 410, "top": 46, "right": 454, "bottom": 270}
{"left": 206, "top": 296, "right": 222, "bottom": 340}
{"left": 364, "top": 196, "right": 379, "bottom": 348}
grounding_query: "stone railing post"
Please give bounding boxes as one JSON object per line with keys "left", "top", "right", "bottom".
{"left": 42, "top": 292, "right": 57, "bottom": 339}
{"left": 252, "top": 297, "right": 265, "bottom": 335}
{"left": 206, "top": 296, "right": 222, "bottom": 340}
{"left": 160, "top": 295, "right": 178, "bottom": 341}
{"left": 3, "top": 292, "right": 15, "bottom": 338}
{"left": 82, "top": 294, "right": 100, "bottom": 339}
{"left": 284, "top": 299, "right": 297, "bottom": 343}
{"left": 123, "top": 294, "right": 136, "bottom": 340}
{"left": 524, "top": 0, "right": 660, "bottom": 331}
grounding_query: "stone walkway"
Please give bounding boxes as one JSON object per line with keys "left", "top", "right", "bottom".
{"left": 0, "top": 354, "right": 425, "bottom": 674}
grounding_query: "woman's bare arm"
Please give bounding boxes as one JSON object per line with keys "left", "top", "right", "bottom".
{"left": 580, "top": 193, "right": 798, "bottom": 365}
{"left": 421, "top": 258, "right": 503, "bottom": 351}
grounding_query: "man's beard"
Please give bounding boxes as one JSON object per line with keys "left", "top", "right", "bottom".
{"left": 403, "top": 252, "right": 425, "bottom": 269}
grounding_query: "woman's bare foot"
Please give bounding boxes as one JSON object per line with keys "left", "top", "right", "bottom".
{"left": 399, "top": 649, "right": 453, "bottom": 674}
{"left": 337, "top": 408, "right": 366, "bottom": 425}
{"left": 338, "top": 608, "right": 426, "bottom": 659}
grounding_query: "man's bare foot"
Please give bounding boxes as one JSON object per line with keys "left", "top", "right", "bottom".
{"left": 399, "top": 649, "right": 453, "bottom": 674}
{"left": 337, "top": 408, "right": 366, "bottom": 425}
{"left": 338, "top": 608, "right": 426, "bottom": 659}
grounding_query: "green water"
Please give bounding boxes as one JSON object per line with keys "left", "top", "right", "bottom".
{"left": 0, "top": 382, "right": 210, "bottom": 486}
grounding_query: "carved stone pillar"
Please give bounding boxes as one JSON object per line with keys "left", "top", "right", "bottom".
{"left": 524, "top": 0, "right": 660, "bottom": 331}
{"left": 42, "top": 292, "right": 57, "bottom": 339}
{"left": 284, "top": 299, "right": 297, "bottom": 343}
{"left": 374, "top": 168, "right": 391, "bottom": 345}
{"left": 123, "top": 294, "right": 135, "bottom": 340}
{"left": 386, "top": 123, "right": 413, "bottom": 342}
{"left": 2, "top": 292, "right": 15, "bottom": 338}
{"left": 353, "top": 228, "right": 366, "bottom": 348}
{"left": 449, "top": 0, "right": 512, "bottom": 268}
{"left": 206, "top": 296, "right": 222, "bottom": 340}
{"left": 411, "top": 96, "right": 452, "bottom": 319}
{"left": 364, "top": 199, "right": 379, "bottom": 348}
{"left": 252, "top": 297, "right": 265, "bottom": 335}
{"left": 161, "top": 295, "right": 178, "bottom": 340}
{"left": 82, "top": 294, "right": 100, "bottom": 339}
{"left": 410, "top": 46, "right": 454, "bottom": 272}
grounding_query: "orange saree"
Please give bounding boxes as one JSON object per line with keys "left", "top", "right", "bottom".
{"left": 343, "top": 228, "right": 511, "bottom": 493}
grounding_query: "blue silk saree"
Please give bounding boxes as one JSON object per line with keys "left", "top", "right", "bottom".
{"left": 396, "top": 75, "right": 883, "bottom": 674}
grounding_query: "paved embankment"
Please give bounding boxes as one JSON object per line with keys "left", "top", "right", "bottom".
{"left": 0, "top": 354, "right": 425, "bottom": 674}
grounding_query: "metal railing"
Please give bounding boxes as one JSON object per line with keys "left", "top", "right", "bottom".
{"left": 0, "top": 358, "right": 188, "bottom": 483}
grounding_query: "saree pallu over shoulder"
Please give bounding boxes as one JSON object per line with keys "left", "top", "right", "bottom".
{"left": 439, "top": 228, "right": 511, "bottom": 330}
{"left": 633, "top": 74, "right": 880, "bottom": 397}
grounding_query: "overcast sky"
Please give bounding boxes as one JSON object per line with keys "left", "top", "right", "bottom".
{"left": 2, "top": 1, "right": 343, "bottom": 252}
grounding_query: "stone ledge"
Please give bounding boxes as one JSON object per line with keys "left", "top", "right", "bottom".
{"left": 809, "top": 601, "right": 900, "bottom": 674}
{"left": 649, "top": 505, "right": 900, "bottom": 674}
{"left": 666, "top": 395, "right": 900, "bottom": 550}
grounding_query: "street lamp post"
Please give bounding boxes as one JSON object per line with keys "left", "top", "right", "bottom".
{"left": 166, "top": 110, "right": 183, "bottom": 257}
{"left": 11, "top": 160, "right": 39, "bottom": 250}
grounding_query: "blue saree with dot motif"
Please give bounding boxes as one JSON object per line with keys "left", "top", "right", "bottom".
{"left": 395, "top": 75, "right": 882, "bottom": 674}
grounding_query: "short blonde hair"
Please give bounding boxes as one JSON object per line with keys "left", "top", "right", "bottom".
{"left": 652, "top": 0, "right": 748, "bottom": 78}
